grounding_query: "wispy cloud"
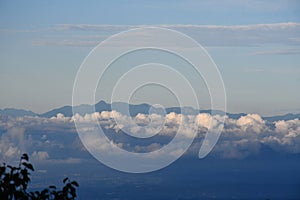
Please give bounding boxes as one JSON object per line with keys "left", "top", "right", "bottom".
{"left": 250, "top": 48, "right": 300, "bottom": 56}
{"left": 32, "top": 39, "right": 100, "bottom": 47}
{"left": 31, "top": 22, "right": 300, "bottom": 47}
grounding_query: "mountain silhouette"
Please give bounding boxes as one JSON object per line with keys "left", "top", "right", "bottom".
{"left": 0, "top": 101, "right": 299, "bottom": 122}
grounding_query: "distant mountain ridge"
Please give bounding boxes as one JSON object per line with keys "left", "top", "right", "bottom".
{"left": 0, "top": 108, "right": 36, "bottom": 117}
{"left": 0, "top": 101, "right": 299, "bottom": 122}
{"left": 40, "top": 100, "right": 243, "bottom": 118}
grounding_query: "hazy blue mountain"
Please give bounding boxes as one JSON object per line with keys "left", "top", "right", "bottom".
{"left": 0, "top": 108, "right": 37, "bottom": 117}
{"left": 39, "top": 100, "right": 246, "bottom": 118}
{"left": 2, "top": 101, "right": 299, "bottom": 122}
{"left": 40, "top": 101, "right": 112, "bottom": 118}
{"left": 40, "top": 104, "right": 95, "bottom": 118}
{"left": 40, "top": 105, "right": 73, "bottom": 118}
{"left": 263, "top": 113, "right": 300, "bottom": 122}
{"left": 39, "top": 101, "right": 151, "bottom": 118}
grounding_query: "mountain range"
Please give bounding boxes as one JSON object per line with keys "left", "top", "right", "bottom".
{"left": 1, "top": 100, "right": 299, "bottom": 122}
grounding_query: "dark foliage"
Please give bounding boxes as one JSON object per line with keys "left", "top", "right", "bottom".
{"left": 0, "top": 154, "right": 79, "bottom": 200}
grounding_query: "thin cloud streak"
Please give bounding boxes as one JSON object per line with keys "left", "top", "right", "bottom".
{"left": 250, "top": 48, "right": 300, "bottom": 56}
{"left": 31, "top": 22, "right": 300, "bottom": 47}
{"left": 55, "top": 22, "right": 300, "bottom": 31}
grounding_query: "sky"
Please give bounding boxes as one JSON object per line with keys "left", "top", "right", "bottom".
{"left": 0, "top": 0, "right": 300, "bottom": 115}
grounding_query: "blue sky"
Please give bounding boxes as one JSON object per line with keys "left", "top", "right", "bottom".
{"left": 0, "top": 0, "right": 300, "bottom": 115}
{"left": 0, "top": 0, "right": 299, "bottom": 26}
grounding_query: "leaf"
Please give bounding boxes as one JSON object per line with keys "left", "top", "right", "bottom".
{"left": 63, "top": 177, "right": 69, "bottom": 184}
{"left": 21, "top": 154, "right": 29, "bottom": 161}
{"left": 22, "top": 162, "right": 34, "bottom": 171}
{"left": 0, "top": 166, "right": 6, "bottom": 174}
{"left": 49, "top": 185, "right": 57, "bottom": 189}
{"left": 71, "top": 181, "right": 79, "bottom": 187}
{"left": 41, "top": 188, "right": 49, "bottom": 195}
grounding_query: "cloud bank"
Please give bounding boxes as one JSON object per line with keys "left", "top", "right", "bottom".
{"left": 1, "top": 111, "right": 300, "bottom": 162}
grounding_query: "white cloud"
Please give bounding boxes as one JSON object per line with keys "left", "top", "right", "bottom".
{"left": 48, "top": 158, "right": 81, "bottom": 164}
{"left": 236, "top": 114, "right": 266, "bottom": 134}
{"left": 32, "top": 151, "right": 49, "bottom": 161}
{"left": 0, "top": 127, "right": 26, "bottom": 161}
{"left": 0, "top": 111, "right": 300, "bottom": 160}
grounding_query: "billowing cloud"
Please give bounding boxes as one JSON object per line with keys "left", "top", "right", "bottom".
{"left": 0, "top": 111, "right": 300, "bottom": 160}
{"left": 236, "top": 114, "right": 266, "bottom": 134}
{"left": 0, "top": 127, "right": 26, "bottom": 161}
{"left": 272, "top": 119, "right": 300, "bottom": 153}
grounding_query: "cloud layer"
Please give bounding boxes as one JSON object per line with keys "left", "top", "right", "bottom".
{"left": 1, "top": 111, "right": 300, "bottom": 162}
